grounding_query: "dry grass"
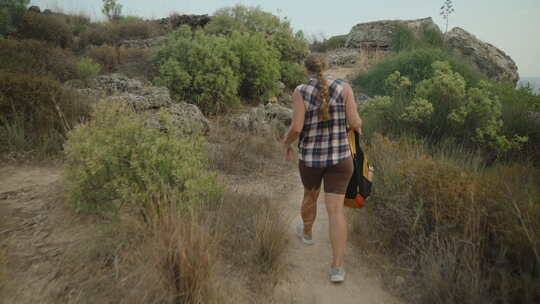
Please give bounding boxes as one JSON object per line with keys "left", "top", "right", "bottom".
{"left": 207, "top": 117, "right": 287, "bottom": 176}
{"left": 354, "top": 133, "right": 540, "bottom": 304}
{"left": 354, "top": 47, "right": 386, "bottom": 75}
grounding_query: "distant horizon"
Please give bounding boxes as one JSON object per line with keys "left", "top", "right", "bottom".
{"left": 29, "top": 0, "right": 540, "bottom": 76}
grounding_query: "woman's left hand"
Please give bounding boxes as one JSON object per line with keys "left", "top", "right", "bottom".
{"left": 284, "top": 146, "right": 295, "bottom": 162}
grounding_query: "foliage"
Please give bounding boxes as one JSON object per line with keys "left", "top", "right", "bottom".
{"left": 63, "top": 101, "right": 222, "bottom": 215}
{"left": 0, "top": 0, "right": 28, "bottom": 36}
{"left": 0, "top": 38, "right": 79, "bottom": 81}
{"left": 205, "top": 5, "right": 309, "bottom": 62}
{"left": 392, "top": 23, "right": 445, "bottom": 53}
{"left": 0, "top": 72, "right": 90, "bottom": 156}
{"left": 358, "top": 134, "right": 540, "bottom": 304}
{"left": 101, "top": 0, "right": 122, "bottom": 21}
{"left": 17, "top": 12, "right": 73, "bottom": 48}
{"left": 280, "top": 61, "right": 308, "bottom": 89}
{"left": 88, "top": 45, "right": 155, "bottom": 79}
{"left": 155, "top": 26, "right": 241, "bottom": 114}
{"left": 230, "top": 31, "right": 281, "bottom": 100}
{"left": 310, "top": 34, "right": 348, "bottom": 52}
{"left": 79, "top": 18, "right": 159, "bottom": 48}
{"left": 353, "top": 47, "right": 483, "bottom": 96}
{"left": 361, "top": 62, "right": 525, "bottom": 154}
{"left": 77, "top": 58, "right": 102, "bottom": 85}
{"left": 490, "top": 83, "right": 540, "bottom": 163}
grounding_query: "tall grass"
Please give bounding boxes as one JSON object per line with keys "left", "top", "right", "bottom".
{"left": 355, "top": 133, "right": 540, "bottom": 303}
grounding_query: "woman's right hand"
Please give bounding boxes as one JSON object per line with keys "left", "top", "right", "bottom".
{"left": 284, "top": 146, "right": 295, "bottom": 162}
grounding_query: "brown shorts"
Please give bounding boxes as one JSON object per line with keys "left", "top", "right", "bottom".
{"left": 298, "top": 157, "right": 353, "bottom": 195}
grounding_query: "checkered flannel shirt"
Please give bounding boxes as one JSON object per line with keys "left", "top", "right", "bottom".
{"left": 297, "top": 77, "right": 351, "bottom": 168}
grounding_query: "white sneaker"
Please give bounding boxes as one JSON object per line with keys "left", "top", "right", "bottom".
{"left": 295, "top": 222, "right": 314, "bottom": 245}
{"left": 329, "top": 267, "right": 346, "bottom": 283}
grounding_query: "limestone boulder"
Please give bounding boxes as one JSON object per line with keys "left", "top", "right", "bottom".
{"left": 71, "top": 73, "right": 209, "bottom": 133}
{"left": 345, "top": 17, "right": 440, "bottom": 51}
{"left": 327, "top": 48, "right": 361, "bottom": 66}
{"left": 446, "top": 27, "right": 519, "bottom": 84}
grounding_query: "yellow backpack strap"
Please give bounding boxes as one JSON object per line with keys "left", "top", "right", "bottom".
{"left": 347, "top": 129, "right": 357, "bottom": 156}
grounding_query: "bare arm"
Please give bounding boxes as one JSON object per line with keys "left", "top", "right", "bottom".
{"left": 283, "top": 88, "right": 305, "bottom": 147}
{"left": 344, "top": 83, "right": 362, "bottom": 131}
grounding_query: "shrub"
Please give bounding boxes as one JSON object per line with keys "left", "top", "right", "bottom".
{"left": 155, "top": 26, "right": 240, "bottom": 114}
{"left": 490, "top": 83, "right": 540, "bottom": 163}
{"left": 310, "top": 34, "right": 348, "bottom": 52}
{"left": 230, "top": 31, "right": 281, "bottom": 100}
{"left": 206, "top": 5, "right": 309, "bottom": 62}
{"left": 77, "top": 57, "right": 101, "bottom": 85}
{"left": 17, "top": 12, "right": 73, "bottom": 48}
{"left": 0, "top": 38, "right": 79, "bottom": 81}
{"left": 80, "top": 18, "right": 159, "bottom": 48}
{"left": 362, "top": 62, "right": 525, "bottom": 154}
{"left": 0, "top": 0, "right": 28, "bottom": 36}
{"left": 88, "top": 45, "right": 155, "bottom": 78}
{"left": 391, "top": 23, "right": 445, "bottom": 53}
{"left": 357, "top": 134, "right": 540, "bottom": 304}
{"left": 63, "top": 101, "right": 222, "bottom": 215}
{"left": 353, "top": 47, "right": 483, "bottom": 96}
{"left": 280, "top": 61, "right": 307, "bottom": 89}
{"left": 0, "top": 72, "right": 90, "bottom": 156}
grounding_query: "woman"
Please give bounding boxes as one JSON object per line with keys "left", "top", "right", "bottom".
{"left": 283, "top": 54, "right": 362, "bottom": 283}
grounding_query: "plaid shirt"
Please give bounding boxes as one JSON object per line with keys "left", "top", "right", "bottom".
{"left": 297, "top": 77, "right": 351, "bottom": 168}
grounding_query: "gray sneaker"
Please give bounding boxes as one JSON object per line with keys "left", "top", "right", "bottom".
{"left": 329, "top": 267, "right": 346, "bottom": 283}
{"left": 295, "top": 222, "right": 314, "bottom": 245}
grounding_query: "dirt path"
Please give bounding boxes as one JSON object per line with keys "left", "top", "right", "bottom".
{"left": 270, "top": 172, "right": 400, "bottom": 304}
{"left": 0, "top": 164, "right": 74, "bottom": 303}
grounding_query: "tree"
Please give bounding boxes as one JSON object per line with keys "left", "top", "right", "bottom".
{"left": 101, "top": 0, "right": 122, "bottom": 21}
{"left": 440, "top": 0, "right": 455, "bottom": 35}
{"left": 0, "top": 0, "right": 29, "bottom": 36}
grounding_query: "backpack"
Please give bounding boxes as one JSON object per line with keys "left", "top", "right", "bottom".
{"left": 344, "top": 130, "right": 374, "bottom": 208}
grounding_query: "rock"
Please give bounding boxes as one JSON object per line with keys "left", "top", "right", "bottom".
{"left": 446, "top": 27, "right": 519, "bottom": 85}
{"left": 28, "top": 6, "right": 41, "bottom": 13}
{"left": 118, "top": 36, "right": 167, "bottom": 49}
{"left": 43, "top": 9, "right": 52, "bottom": 15}
{"left": 356, "top": 92, "right": 372, "bottom": 105}
{"left": 230, "top": 104, "right": 292, "bottom": 133}
{"left": 345, "top": 17, "right": 440, "bottom": 51}
{"left": 327, "top": 48, "right": 361, "bottom": 66}
{"left": 394, "top": 276, "right": 406, "bottom": 286}
{"left": 72, "top": 73, "right": 208, "bottom": 134}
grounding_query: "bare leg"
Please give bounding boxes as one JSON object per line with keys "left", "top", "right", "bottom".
{"left": 325, "top": 193, "right": 347, "bottom": 268}
{"left": 301, "top": 188, "right": 320, "bottom": 237}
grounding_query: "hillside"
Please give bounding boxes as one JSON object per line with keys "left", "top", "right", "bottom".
{"left": 519, "top": 77, "right": 540, "bottom": 94}
{"left": 1, "top": 2, "right": 539, "bottom": 304}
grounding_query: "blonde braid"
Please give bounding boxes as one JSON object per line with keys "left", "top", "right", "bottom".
{"left": 305, "top": 54, "right": 330, "bottom": 121}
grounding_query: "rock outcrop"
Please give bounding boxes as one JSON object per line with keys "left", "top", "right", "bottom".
{"left": 118, "top": 36, "right": 167, "bottom": 49}
{"left": 327, "top": 48, "right": 361, "bottom": 65}
{"left": 446, "top": 27, "right": 519, "bottom": 84}
{"left": 73, "top": 74, "right": 209, "bottom": 133}
{"left": 231, "top": 104, "right": 292, "bottom": 134}
{"left": 345, "top": 17, "right": 440, "bottom": 51}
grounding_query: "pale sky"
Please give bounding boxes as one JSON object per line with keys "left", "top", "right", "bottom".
{"left": 31, "top": 0, "right": 540, "bottom": 77}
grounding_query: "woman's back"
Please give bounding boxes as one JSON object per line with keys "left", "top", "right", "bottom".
{"left": 297, "top": 77, "right": 350, "bottom": 168}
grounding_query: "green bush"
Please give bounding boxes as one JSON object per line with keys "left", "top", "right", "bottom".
{"left": 17, "top": 12, "right": 73, "bottom": 48}
{"left": 63, "top": 101, "right": 222, "bottom": 215}
{"left": 310, "top": 34, "right": 347, "bottom": 52}
{"left": 0, "top": 0, "right": 28, "bottom": 36}
{"left": 280, "top": 61, "right": 307, "bottom": 89}
{"left": 490, "top": 83, "right": 540, "bottom": 163}
{"left": 77, "top": 58, "right": 101, "bottom": 85}
{"left": 0, "top": 72, "right": 90, "bottom": 156}
{"left": 362, "top": 62, "right": 525, "bottom": 154}
{"left": 0, "top": 38, "right": 79, "bottom": 81}
{"left": 353, "top": 47, "right": 484, "bottom": 96}
{"left": 391, "top": 23, "right": 445, "bottom": 53}
{"left": 206, "top": 5, "right": 309, "bottom": 62}
{"left": 230, "top": 31, "right": 281, "bottom": 100}
{"left": 155, "top": 26, "right": 240, "bottom": 114}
